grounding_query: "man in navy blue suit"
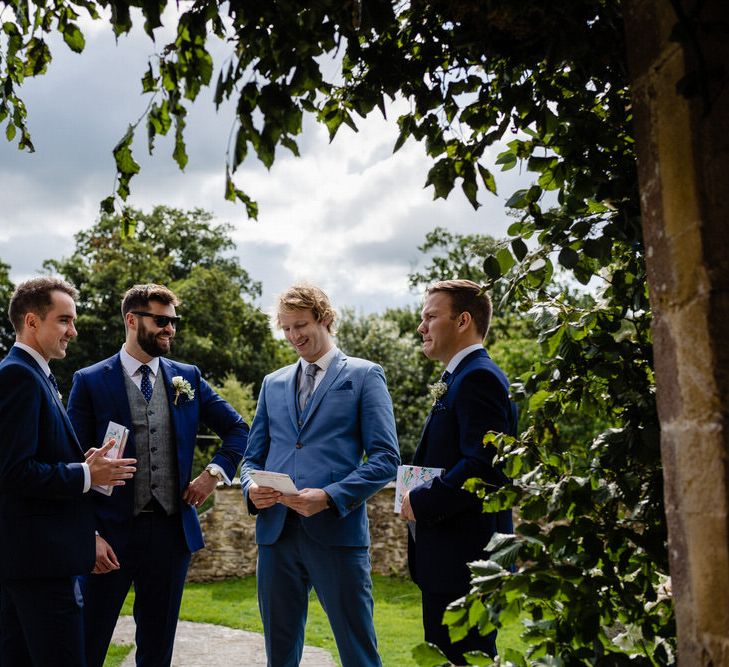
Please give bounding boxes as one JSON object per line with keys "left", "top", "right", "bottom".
{"left": 401, "top": 279, "right": 516, "bottom": 664}
{"left": 242, "top": 284, "right": 400, "bottom": 667}
{"left": 67, "top": 284, "right": 248, "bottom": 667}
{"left": 0, "top": 277, "right": 136, "bottom": 666}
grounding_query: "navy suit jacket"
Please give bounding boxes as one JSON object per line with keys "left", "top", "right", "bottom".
{"left": 242, "top": 351, "right": 400, "bottom": 547}
{"left": 409, "top": 348, "right": 516, "bottom": 595}
{"left": 67, "top": 353, "right": 248, "bottom": 554}
{"left": 0, "top": 347, "right": 95, "bottom": 580}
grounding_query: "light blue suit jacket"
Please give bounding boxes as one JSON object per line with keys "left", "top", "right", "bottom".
{"left": 242, "top": 350, "right": 400, "bottom": 547}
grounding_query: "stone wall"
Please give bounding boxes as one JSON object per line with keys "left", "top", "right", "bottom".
{"left": 188, "top": 481, "right": 408, "bottom": 582}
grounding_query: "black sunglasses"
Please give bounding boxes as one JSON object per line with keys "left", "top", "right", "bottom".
{"left": 131, "top": 311, "right": 181, "bottom": 328}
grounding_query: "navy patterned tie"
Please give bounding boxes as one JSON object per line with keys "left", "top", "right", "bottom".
{"left": 139, "top": 364, "right": 153, "bottom": 402}
{"left": 441, "top": 370, "right": 451, "bottom": 383}
{"left": 298, "top": 364, "right": 320, "bottom": 413}
{"left": 48, "top": 372, "right": 60, "bottom": 398}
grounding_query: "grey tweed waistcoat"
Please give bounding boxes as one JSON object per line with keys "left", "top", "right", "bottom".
{"left": 124, "top": 371, "right": 180, "bottom": 515}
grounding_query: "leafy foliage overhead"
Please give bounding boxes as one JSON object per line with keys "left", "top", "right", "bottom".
{"left": 2, "top": 1, "right": 675, "bottom": 663}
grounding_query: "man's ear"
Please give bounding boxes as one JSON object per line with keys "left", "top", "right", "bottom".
{"left": 23, "top": 311, "right": 38, "bottom": 332}
{"left": 457, "top": 311, "right": 472, "bottom": 329}
{"left": 124, "top": 311, "right": 137, "bottom": 331}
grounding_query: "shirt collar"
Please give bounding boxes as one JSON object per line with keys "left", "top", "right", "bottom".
{"left": 14, "top": 342, "right": 51, "bottom": 377}
{"left": 120, "top": 345, "right": 160, "bottom": 378}
{"left": 300, "top": 345, "right": 338, "bottom": 375}
{"left": 445, "top": 343, "right": 484, "bottom": 375}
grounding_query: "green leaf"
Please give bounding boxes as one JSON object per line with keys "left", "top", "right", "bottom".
{"left": 511, "top": 237, "right": 528, "bottom": 261}
{"left": 505, "top": 189, "right": 529, "bottom": 209}
{"left": 412, "top": 642, "right": 449, "bottom": 667}
{"left": 495, "top": 149, "right": 517, "bottom": 171}
{"left": 496, "top": 247, "right": 515, "bottom": 273}
{"left": 477, "top": 164, "right": 497, "bottom": 195}
{"left": 99, "top": 196, "right": 115, "bottom": 215}
{"left": 425, "top": 159, "right": 456, "bottom": 200}
{"left": 558, "top": 247, "right": 579, "bottom": 268}
{"left": 462, "top": 175, "right": 480, "bottom": 210}
{"left": 61, "top": 22, "right": 85, "bottom": 53}
{"left": 482, "top": 255, "right": 501, "bottom": 281}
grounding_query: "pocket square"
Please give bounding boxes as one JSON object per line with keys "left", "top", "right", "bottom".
{"left": 335, "top": 380, "right": 353, "bottom": 391}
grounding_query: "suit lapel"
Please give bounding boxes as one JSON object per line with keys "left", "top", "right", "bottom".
{"left": 414, "top": 348, "right": 487, "bottom": 462}
{"left": 158, "top": 359, "right": 180, "bottom": 443}
{"left": 102, "top": 354, "right": 135, "bottom": 454}
{"left": 300, "top": 353, "right": 346, "bottom": 428}
{"left": 285, "top": 364, "right": 300, "bottom": 431}
{"left": 10, "top": 347, "right": 84, "bottom": 457}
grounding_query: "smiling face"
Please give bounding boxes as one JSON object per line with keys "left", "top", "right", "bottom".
{"left": 417, "top": 291, "right": 462, "bottom": 365}
{"left": 278, "top": 308, "right": 333, "bottom": 363}
{"left": 22, "top": 290, "right": 78, "bottom": 361}
{"left": 125, "top": 300, "right": 177, "bottom": 361}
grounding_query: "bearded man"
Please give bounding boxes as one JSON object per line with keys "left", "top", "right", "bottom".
{"left": 67, "top": 284, "right": 248, "bottom": 667}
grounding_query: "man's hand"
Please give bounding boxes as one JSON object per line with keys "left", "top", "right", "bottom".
{"left": 248, "top": 482, "right": 282, "bottom": 510}
{"left": 183, "top": 470, "right": 219, "bottom": 507}
{"left": 86, "top": 440, "right": 136, "bottom": 488}
{"left": 92, "top": 535, "right": 120, "bottom": 575}
{"left": 400, "top": 491, "right": 416, "bottom": 521}
{"left": 279, "top": 488, "right": 329, "bottom": 517}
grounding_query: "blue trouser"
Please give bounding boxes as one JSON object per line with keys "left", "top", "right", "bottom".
{"left": 81, "top": 510, "right": 191, "bottom": 667}
{"left": 257, "top": 512, "right": 381, "bottom": 667}
{"left": 0, "top": 576, "right": 86, "bottom": 666}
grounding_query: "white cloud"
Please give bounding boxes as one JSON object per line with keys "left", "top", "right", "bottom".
{"left": 0, "top": 18, "right": 527, "bottom": 315}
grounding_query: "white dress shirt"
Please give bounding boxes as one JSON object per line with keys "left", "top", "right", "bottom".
{"left": 445, "top": 343, "right": 484, "bottom": 375}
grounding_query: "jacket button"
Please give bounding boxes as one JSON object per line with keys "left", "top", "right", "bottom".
{"left": 295, "top": 442, "right": 303, "bottom": 449}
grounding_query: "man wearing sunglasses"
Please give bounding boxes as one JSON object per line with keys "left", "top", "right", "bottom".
{"left": 67, "top": 283, "right": 248, "bottom": 667}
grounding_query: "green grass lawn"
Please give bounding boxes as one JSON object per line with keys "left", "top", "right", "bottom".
{"left": 111, "top": 575, "right": 525, "bottom": 666}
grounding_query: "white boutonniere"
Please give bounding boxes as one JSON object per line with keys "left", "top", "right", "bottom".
{"left": 428, "top": 380, "right": 448, "bottom": 406}
{"left": 171, "top": 376, "right": 195, "bottom": 405}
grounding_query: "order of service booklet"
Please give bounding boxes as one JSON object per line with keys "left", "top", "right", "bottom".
{"left": 394, "top": 464, "right": 445, "bottom": 513}
{"left": 248, "top": 470, "right": 300, "bottom": 495}
{"left": 90, "top": 421, "right": 130, "bottom": 496}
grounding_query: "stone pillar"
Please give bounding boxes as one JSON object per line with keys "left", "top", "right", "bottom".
{"left": 626, "top": 1, "right": 729, "bottom": 663}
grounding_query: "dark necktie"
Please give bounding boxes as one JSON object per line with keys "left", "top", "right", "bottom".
{"left": 298, "top": 363, "right": 320, "bottom": 413}
{"left": 441, "top": 370, "right": 451, "bottom": 383}
{"left": 48, "top": 372, "right": 60, "bottom": 398}
{"left": 139, "top": 364, "right": 153, "bottom": 402}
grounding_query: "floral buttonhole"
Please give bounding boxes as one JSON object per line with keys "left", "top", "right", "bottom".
{"left": 171, "top": 376, "right": 195, "bottom": 405}
{"left": 428, "top": 381, "right": 448, "bottom": 407}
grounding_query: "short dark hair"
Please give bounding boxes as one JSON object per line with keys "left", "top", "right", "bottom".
{"left": 427, "top": 279, "right": 492, "bottom": 338}
{"left": 8, "top": 277, "right": 78, "bottom": 333}
{"left": 121, "top": 284, "right": 180, "bottom": 318}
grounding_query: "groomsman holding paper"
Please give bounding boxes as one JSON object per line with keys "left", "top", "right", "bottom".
{"left": 400, "top": 280, "right": 516, "bottom": 664}
{"left": 0, "top": 278, "right": 136, "bottom": 666}
{"left": 68, "top": 284, "right": 248, "bottom": 667}
{"left": 242, "top": 284, "right": 400, "bottom": 667}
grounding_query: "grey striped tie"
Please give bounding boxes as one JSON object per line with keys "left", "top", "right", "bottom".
{"left": 298, "top": 364, "right": 320, "bottom": 413}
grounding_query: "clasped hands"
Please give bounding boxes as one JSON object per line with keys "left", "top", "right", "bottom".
{"left": 249, "top": 482, "right": 329, "bottom": 517}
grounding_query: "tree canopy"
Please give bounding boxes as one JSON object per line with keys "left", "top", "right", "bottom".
{"left": 2, "top": 1, "right": 674, "bottom": 664}
{"left": 45, "top": 206, "right": 281, "bottom": 395}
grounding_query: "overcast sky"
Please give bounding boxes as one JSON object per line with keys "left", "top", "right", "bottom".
{"left": 0, "top": 8, "right": 524, "bottom": 316}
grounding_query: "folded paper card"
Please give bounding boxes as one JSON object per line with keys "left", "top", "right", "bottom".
{"left": 91, "top": 421, "right": 130, "bottom": 496}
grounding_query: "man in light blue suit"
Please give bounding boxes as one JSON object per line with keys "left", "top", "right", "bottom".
{"left": 242, "top": 284, "right": 400, "bottom": 667}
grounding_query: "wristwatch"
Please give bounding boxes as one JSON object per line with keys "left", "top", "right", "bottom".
{"left": 205, "top": 465, "right": 223, "bottom": 481}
